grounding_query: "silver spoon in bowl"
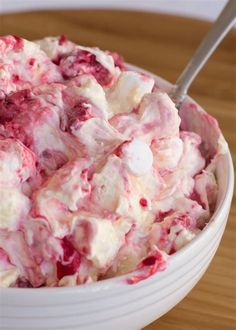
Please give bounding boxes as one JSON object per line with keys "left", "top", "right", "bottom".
{"left": 171, "top": 0, "right": 236, "bottom": 109}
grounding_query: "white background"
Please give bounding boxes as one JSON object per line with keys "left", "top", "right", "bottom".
{"left": 0, "top": 0, "right": 228, "bottom": 22}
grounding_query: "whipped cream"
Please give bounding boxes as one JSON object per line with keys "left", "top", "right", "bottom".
{"left": 0, "top": 187, "right": 30, "bottom": 231}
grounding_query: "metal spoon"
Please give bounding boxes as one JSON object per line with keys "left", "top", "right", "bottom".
{"left": 171, "top": 0, "right": 236, "bottom": 108}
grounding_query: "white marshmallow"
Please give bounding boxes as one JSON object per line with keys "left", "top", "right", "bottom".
{"left": 121, "top": 139, "right": 153, "bottom": 176}
{"left": 107, "top": 71, "right": 154, "bottom": 116}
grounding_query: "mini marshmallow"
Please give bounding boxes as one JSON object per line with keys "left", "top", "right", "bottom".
{"left": 121, "top": 139, "right": 153, "bottom": 176}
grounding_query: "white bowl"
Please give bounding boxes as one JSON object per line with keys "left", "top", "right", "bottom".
{"left": 0, "top": 67, "right": 234, "bottom": 330}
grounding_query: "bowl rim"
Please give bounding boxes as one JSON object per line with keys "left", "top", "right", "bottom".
{"left": 1, "top": 66, "right": 234, "bottom": 295}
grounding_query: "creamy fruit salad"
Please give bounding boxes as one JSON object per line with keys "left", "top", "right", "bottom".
{"left": 0, "top": 35, "right": 224, "bottom": 287}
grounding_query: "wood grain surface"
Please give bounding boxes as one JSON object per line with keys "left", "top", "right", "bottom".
{"left": 0, "top": 9, "right": 235, "bottom": 330}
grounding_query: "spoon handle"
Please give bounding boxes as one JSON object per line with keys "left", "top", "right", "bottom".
{"left": 171, "top": 0, "right": 236, "bottom": 106}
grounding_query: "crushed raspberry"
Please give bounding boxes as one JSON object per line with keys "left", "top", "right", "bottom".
{"left": 4, "top": 120, "right": 33, "bottom": 148}
{"left": 15, "top": 278, "right": 33, "bottom": 288}
{"left": 155, "top": 209, "right": 174, "bottom": 222}
{"left": 108, "top": 51, "right": 125, "bottom": 69}
{"left": 0, "top": 35, "right": 23, "bottom": 55}
{"left": 0, "top": 89, "right": 31, "bottom": 124}
{"left": 128, "top": 250, "right": 166, "bottom": 284}
{"left": 142, "top": 255, "right": 156, "bottom": 266}
{"left": 72, "top": 104, "right": 92, "bottom": 122}
{"left": 169, "top": 247, "right": 176, "bottom": 255}
{"left": 132, "top": 107, "right": 139, "bottom": 114}
{"left": 113, "top": 144, "right": 124, "bottom": 157}
{"left": 139, "top": 198, "right": 148, "bottom": 207}
{"left": 172, "top": 214, "right": 193, "bottom": 229}
{"left": 12, "top": 35, "right": 24, "bottom": 51}
{"left": 28, "top": 58, "right": 35, "bottom": 66}
{"left": 61, "top": 236, "right": 75, "bottom": 260}
{"left": 9, "top": 89, "right": 32, "bottom": 104}
{"left": 80, "top": 168, "right": 88, "bottom": 180}
{"left": 56, "top": 236, "right": 81, "bottom": 280}
{"left": 66, "top": 100, "right": 94, "bottom": 130}
{"left": 190, "top": 189, "right": 206, "bottom": 210}
{"left": 60, "top": 50, "right": 113, "bottom": 86}
{"left": 114, "top": 145, "right": 122, "bottom": 157}
{"left": 12, "top": 74, "right": 20, "bottom": 83}
{"left": 113, "top": 141, "right": 129, "bottom": 157}
{"left": 59, "top": 34, "right": 67, "bottom": 46}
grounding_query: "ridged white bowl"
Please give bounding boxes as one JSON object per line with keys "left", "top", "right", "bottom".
{"left": 0, "top": 68, "right": 234, "bottom": 330}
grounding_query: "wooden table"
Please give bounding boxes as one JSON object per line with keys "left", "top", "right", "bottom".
{"left": 0, "top": 9, "right": 235, "bottom": 330}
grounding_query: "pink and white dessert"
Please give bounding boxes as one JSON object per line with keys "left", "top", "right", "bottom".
{"left": 0, "top": 35, "right": 224, "bottom": 288}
